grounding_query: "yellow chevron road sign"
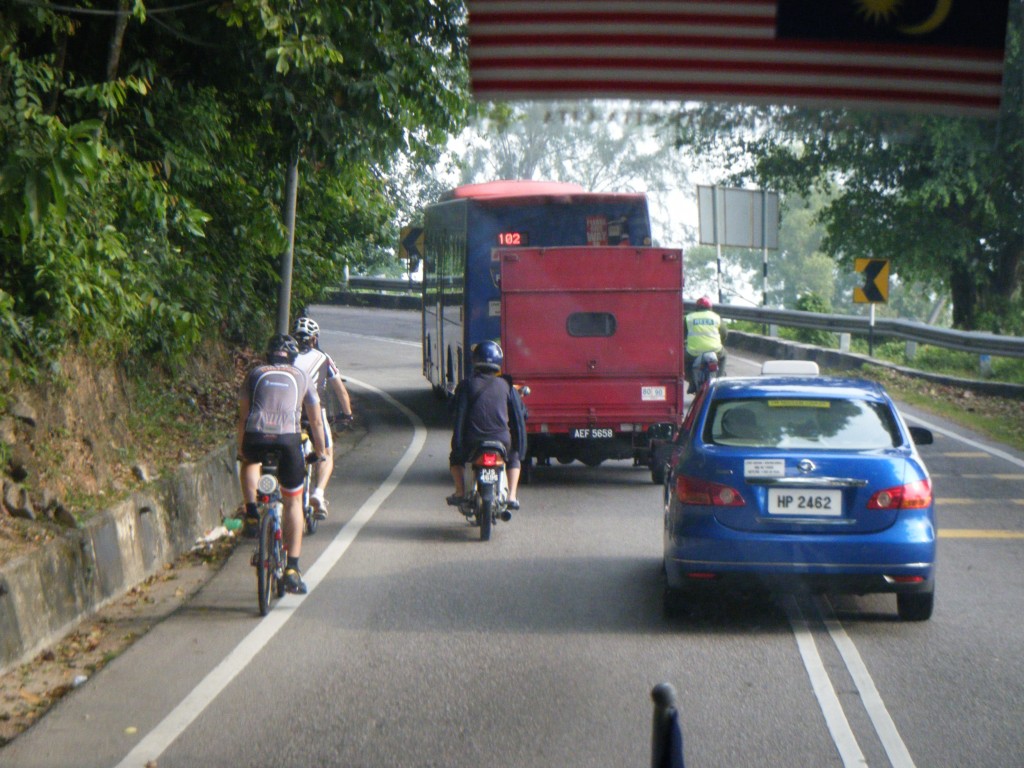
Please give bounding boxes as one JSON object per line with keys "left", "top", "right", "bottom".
{"left": 853, "top": 258, "right": 889, "bottom": 303}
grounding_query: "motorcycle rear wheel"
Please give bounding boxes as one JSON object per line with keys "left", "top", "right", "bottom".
{"left": 479, "top": 498, "right": 493, "bottom": 541}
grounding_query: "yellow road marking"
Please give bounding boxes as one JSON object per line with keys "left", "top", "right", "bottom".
{"left": 931, "top": 474, "right": 1024, "bottom": 480}
{"left": 939, "top": 529, "right": 1024, "bottom": 539}
{"left": 939, "top": 452, "right": 990, "bottom": 458}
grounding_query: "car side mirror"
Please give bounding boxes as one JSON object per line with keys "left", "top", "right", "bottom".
{"left": 909, "top": 426, "right": 933, "bottom": 446}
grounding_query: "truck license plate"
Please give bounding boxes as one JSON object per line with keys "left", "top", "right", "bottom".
{"left": 572, "top": 428, "right": 614, "bottom": 439}
{"left": 767, "top": 488, "right": 842, "bottom": 516}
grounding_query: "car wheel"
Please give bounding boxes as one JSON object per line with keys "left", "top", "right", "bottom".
{"left": 897, "top": 590, "right": 934, "bottom": 621}
{"left": 650, "top": 462, "right": 666, "bottom": 485}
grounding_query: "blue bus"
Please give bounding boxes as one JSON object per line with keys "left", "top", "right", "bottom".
{"left": 422, "top": 180, "right": 653, "bottom": 396}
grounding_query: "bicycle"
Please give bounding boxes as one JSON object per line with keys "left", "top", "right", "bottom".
{"left": 300, "top": 427, "right": 319, "bottom": 535}
{"left": 251, "top": 450, "right": 287, "bottom": 616}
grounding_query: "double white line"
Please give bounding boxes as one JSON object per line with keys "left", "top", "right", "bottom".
{"left": 786, "top": 596, "right": 915, "bottom": 768}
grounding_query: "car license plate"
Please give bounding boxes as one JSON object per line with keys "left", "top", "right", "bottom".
{"left": 571, "top": 428, "right": 614, "bottom": 439}
{"left": 767, "top": 488, "right": 842, "bottom": 516}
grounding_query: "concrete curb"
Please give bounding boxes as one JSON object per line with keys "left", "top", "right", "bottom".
{"left": 0, "top": 444, "right": 239, "bottom": 675}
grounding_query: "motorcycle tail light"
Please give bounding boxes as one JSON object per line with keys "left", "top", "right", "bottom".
{"left": 708, "top": 360, "right": 719, "bottom": 372}
{"left": 867, "top": 479, "right": 932, "bottom": 510}
{"left": 675, "top": 476, "right": 745, "bottom": 506}
{"left": 478, "top": 452, "right": 503, "bottom": 468}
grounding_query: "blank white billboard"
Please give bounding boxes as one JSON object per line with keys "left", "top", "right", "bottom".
{"left": 698, "top": 186, "right": 779, "bottom": 249}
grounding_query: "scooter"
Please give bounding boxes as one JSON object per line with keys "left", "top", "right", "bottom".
{"left": 458, "top": 440, "right": 512, "bottom": 542}
{"left": 691, "top": 350, "right": 720, "bottom": 392}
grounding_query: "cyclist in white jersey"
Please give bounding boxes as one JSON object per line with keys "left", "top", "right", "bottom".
{"left": 237, "top": 334, "right": 327, "bottom": 594}
{"left": 292, "top": 316, "right": 353, "bottom": 518}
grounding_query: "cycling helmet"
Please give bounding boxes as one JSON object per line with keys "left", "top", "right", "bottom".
{"left": 472, "top": 340, "right": 503, "bottom": 371}
{"left": 293, "top": 316, "right": 319, "bottom": 350}
{"left": 696, "top": 296, "right": 713, "bottom": 310}
{"left": 267, "top": 334, "right": 299, "bottom": 364}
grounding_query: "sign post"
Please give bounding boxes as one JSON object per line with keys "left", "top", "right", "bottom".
{"left": 853, "top": 258, "right": 890, "bottom": 355}
{"left": 698, "top": 186, "right": 779, "bottom": 307}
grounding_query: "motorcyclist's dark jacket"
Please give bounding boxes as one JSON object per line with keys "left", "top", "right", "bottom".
{"left": 450, "top": 371, "right": 527, "bottom": 461}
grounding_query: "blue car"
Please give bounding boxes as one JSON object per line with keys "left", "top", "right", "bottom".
{"left": 663, "top": 362, "right": 936, "bottom": 621}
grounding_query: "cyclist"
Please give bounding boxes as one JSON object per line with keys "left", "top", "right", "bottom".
{"left": 448, "top": 340, "right": 527, "bottom": 510}
{"left": 237, "top": 334, "right": 327, "bottom": 594}
{"left": 291, "top": 315, "right": 354, "bottom": 518}
{"left": 684, "top": 296, "right": 727, "bottom": 394}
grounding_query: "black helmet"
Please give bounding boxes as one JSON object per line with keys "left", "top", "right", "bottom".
{"left": 472, "top": 340, "right": 503, "bottom": 371}
{"left": 267, "top": 334, "right": 299, "bottom": 364}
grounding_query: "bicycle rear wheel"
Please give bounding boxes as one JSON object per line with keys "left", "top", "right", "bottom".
{"left": 257, "top": 512, "right": 273, "bottom": 615}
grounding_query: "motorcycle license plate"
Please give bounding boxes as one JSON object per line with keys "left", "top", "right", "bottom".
{"left": 479, "top": 468, "right": 499, "bottom": 483}
{"left": 571, "top": 427, "right": 613, "bottom": 439}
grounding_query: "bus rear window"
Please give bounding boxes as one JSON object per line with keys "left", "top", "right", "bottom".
{"left": 567, "top": 312, "right": 616, "bottom": 337}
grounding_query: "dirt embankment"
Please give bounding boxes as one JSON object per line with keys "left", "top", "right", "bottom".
{"left": 0, "top": 345, "right": 248, "bottom": 564}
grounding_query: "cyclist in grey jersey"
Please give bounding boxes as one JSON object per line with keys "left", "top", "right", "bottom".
{"left": 292, "top": 316, "right": 353, "bottom": 517}
{"left": 237, "top": 334, "right": 326, "bottom": 594}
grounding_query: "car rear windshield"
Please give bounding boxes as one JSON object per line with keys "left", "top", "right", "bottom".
{"left": 705, "top": 397, "right": 902, "bottom": 450}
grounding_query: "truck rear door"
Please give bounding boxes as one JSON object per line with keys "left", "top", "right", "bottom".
{"left": 499, "top": 247, "right": 684, "bottom": 432}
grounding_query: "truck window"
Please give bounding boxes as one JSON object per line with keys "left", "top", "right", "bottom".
{"left": 566, "top": 312, "right": 617, "bottom": 337}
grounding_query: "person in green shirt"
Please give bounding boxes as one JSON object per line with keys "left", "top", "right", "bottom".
{"left": 684, "top": 296, "right": 727, "bottom": 393}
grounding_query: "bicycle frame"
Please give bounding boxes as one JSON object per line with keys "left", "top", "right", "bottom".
{"left": 253, "top": 456, "right": 287, "bottom": 616}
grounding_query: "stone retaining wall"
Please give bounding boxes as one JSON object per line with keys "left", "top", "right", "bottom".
{"left": 0, "top": 443, "right": 238, "bottom": 674}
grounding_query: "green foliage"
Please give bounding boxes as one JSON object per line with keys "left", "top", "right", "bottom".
{"left": 0, "top": 1, "right": 469, "bottom": 364}
{"left": 792, "top": 293, "right": 837, "bottom": 348}
{"left": 672, "top": 8, "right": 1024, "bottom": 333}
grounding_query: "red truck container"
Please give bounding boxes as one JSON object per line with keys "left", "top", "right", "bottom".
{"left": 498, "top": 246, "right": 684, "bottom": 477}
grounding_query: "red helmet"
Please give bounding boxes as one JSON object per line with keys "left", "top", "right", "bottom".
{"left": 696, "top": 296, "right": 713, "bottom": 310}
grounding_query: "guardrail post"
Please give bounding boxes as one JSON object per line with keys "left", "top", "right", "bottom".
{"left": 905, "top": 340, "right": 917, "bottom": 361}
{"left": 651, "top": 682, "right": 685, "bottom": 768}
{"left": 840, "top": 333, "right": 851, "bottom": 352}
{"left": 980, "top": 354, "right": 993, "bottom": 378}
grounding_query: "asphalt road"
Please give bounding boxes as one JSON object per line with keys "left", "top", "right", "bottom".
{"left": 3, "top": 306, "right": 1022, "bottom": 767}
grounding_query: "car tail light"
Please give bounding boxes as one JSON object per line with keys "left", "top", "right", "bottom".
{"left": 867, "top": 479, "right": 932, "bottom": 510}
{"left": 885, "top": 575, "right": 925, "bottom": 584}
{"left": 477, "top": 452, "right": 503, "bottom": 468}
{"left": 675, "top": 476, "right": 745, "bottom": 506}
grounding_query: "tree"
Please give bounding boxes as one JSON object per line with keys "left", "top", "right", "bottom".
{"left": 453, "top": 101, "right": 694, "bottom": 244}
{"left": 669, "top": 9, "right": 1024, "bottom": 333}
{"left": 0, "top": 0, "right": 470, "bottom": 362}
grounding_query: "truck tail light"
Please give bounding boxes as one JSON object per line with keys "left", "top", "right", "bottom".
{"left": 675, "top": 476, "right": 745, "bottom": 506}
{"left": 867, "top": 479, "right": 932, "bottom": 510}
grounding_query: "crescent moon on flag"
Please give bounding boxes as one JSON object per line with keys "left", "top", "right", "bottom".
{"left": 898, "top": 0, "right": 953, "bottom": 35}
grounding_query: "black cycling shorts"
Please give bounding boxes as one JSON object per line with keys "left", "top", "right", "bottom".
{"left": 241, "top": 432, "right": 305, "bottom": 494}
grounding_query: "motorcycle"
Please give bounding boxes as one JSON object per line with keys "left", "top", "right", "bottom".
{"left": 691, "top": 350, "right": 721, "bottom": 392}
{"left": 458, "top": 440, "right": 512, "bottom": 541}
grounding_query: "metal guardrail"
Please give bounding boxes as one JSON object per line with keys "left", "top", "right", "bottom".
{"left": 343, "top": 278, "right": 1024, "bottom": 359}
{"left": 693, "top": 301, "right": 1024, "bottom": 359}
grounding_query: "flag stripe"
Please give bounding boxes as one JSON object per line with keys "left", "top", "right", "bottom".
{"left": 468, "top": 0, "right": 1007, "bottom": 116}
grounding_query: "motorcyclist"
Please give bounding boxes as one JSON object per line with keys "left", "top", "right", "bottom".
{"left": 447, "top": 341, "right": 527, "bottom": 510}
{"left": 684, "top": 296, "right": 727, "bottom": 394}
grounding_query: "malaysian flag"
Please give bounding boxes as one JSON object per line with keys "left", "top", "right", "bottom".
{"left": 468, "top": 0, "right": 1009, "bottom": 117}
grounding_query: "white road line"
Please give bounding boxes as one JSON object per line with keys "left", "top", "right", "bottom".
{"left": 901, "top": 414, "right": 1024, "bottom": 470}
{"left": 113, "top": 377, "right": 425, "bottom": 768}
{"left": 784, "top": 597, "right": 868, "bottom": 768}
{"left": 816, "top": 598, "right": 917, "bottom": 768}
{"left": 324, "top": 328, "right": 420, "bottom": 347}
